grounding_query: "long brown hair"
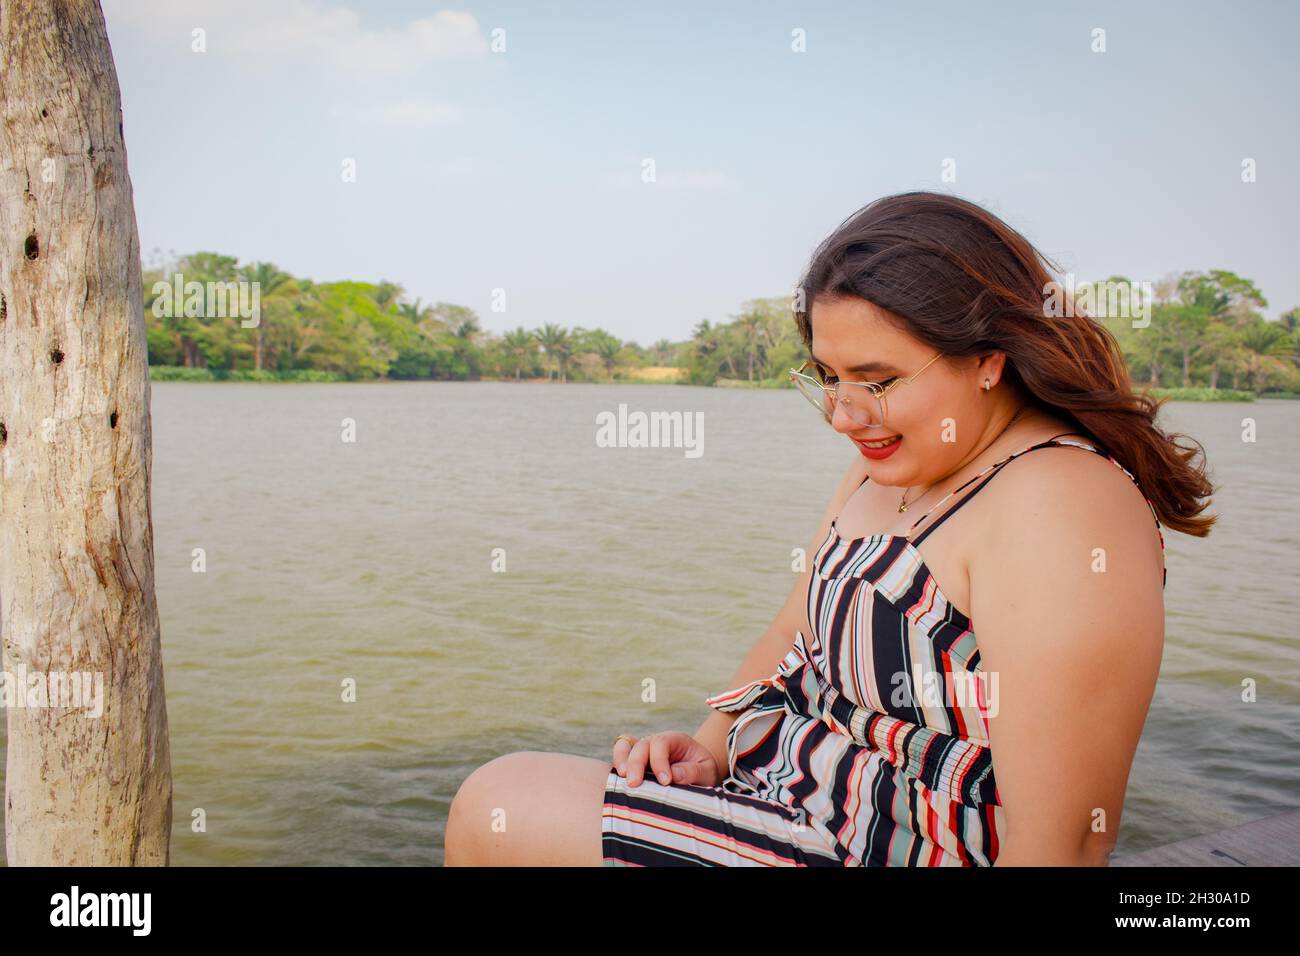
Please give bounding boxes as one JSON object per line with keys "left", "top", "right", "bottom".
{"left": 793, "top": 191, "right": 1216, "bottom": 537}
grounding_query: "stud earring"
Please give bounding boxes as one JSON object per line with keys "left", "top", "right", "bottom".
{"left": 982, "top": 379, "right": 991, "bottom": 391}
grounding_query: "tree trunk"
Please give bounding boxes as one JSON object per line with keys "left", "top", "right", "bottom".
{"left": 0, "top": 0, "right": 172, "bottom": 864}
{"left": 181, "top": 334, "right": 201, "bottom": 368}
{"left": 1209, "top": 363, "right": 1220, "bottom": 389}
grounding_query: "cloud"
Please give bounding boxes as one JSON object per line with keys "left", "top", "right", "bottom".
{"left": 104, "top": 0, "right": 489, "bottom": 72}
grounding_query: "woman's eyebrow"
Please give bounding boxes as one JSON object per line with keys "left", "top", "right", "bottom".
{"left": 809, "top": 354, "right": 899, "bottom": 374}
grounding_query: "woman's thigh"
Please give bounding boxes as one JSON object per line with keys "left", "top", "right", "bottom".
{"left": 602, "top": 769, "right": 845, "bottom": 866}
{"left": 445, "top": 749, "right": 846, "bottom": 867}
{"left": 445, "top": 751, "right": 610, "bottom": 866}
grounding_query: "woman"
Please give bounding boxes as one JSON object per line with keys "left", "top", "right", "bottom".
{"left": 444, "top": 191, "right": 1215, "bottom": 866}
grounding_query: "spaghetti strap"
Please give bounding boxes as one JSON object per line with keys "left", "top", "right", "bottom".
{"left": 908, "top": 433, "right": 1088, "bottom": 548}
{"left": 851, "top": 431, "right": 1164, "bottom": 590}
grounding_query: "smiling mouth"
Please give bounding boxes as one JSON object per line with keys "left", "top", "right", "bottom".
{"left": 857, "top": 435, "right": 902, "bottom": 449}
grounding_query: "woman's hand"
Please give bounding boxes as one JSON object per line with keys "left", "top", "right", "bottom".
{"left": 613, "top": 731, "right": 721, "bottom": 788}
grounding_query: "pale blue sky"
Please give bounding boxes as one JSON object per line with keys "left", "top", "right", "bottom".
{"left": 102, "top": 0, "right": 1299, "bottom": 345}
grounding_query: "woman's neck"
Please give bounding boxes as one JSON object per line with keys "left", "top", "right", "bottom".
{"left": 907, "top": 406, "right": 1078, "bottom": 510}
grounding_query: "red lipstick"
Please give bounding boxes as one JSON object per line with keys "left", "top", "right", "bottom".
{"left": 854, "top": 435, "right": 903, "bottom": 460}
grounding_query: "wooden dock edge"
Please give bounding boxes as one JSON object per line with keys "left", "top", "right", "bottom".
{"left": 1110, "top": 806, "right": 1300, "bottom": 866}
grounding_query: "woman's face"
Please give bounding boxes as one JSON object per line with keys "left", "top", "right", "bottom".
{"left": 807, "top": 295, "right": 1003, "bottom": 487}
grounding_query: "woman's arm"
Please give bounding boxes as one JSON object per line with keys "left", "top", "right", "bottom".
{"left": 692, "top": 453, "right": 867, "bottom": 776}
{"left": 970, "top": 449, "right": 1165, "bottom": 866}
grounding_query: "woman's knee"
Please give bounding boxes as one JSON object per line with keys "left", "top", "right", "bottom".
{"left": 445, "top": 750, "right": 608, "bottom": 866}
{"left": 446, "top": 751, "right": 534, "bottom": 865}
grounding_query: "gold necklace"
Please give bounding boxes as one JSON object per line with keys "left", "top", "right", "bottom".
{"left": 898, "top": 405, "right": 1028, "bottom": 513}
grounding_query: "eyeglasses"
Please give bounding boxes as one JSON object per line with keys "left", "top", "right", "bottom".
{"left": 789, "top": 352, "right": 943, "bottom": 427}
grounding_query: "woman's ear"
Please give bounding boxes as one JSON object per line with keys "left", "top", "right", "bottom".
{"left": 974, "top": 351, "right": 1007, "bottom": 389}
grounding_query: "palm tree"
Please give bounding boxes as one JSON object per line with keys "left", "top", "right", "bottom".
{"left": 1286, "top": 327, "right": 1300, "bottom": 384}
{"left": 1196, "top": 318, "right": 1240, "bottom": 389}
{"left": 502, "top": 327, "right": 535, "bottom": 380}
{"left": 690, "top": 320, "right": 717, "bottom": 363}
{"left": 533, "top": 324, "right": 570, "bottom": 382}
{"left": 281, "top": 285, "right": 326, "bottom": 367}
{"left": 1239, "top": 320, "right": 1292, "bottom": 391}
{"left": 397, "top": 297, "right": 431, "bottom": 325}
{"left": 371, "top": 280, "right": 403, "bottom": 312}
{"left": 453, "top": 315, "right": 482, "bottom": 346}
{"left": 444, "top": 313, "right": 483, "bottom": 378}
{"left": 1176, "top": 270, "right": 1268, "bottom": 388}
{"left": 582, "top": 329, "right": 623, "bottom": 376}
{"left": 238, "top": 261, "right": 291, "bottom": 370}
{"left": 552, "top": 333, "right": 574, "bottom": 382}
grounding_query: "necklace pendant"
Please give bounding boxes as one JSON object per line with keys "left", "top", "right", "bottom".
{"left": 898, "top": 502, "right": 908, "bottom": 513}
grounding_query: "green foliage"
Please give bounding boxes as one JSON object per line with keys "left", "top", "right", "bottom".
{"left": 218, "top": 368, "right": 346, "bottom": 382}
{"left": 679, "top": 297, "right": 806, "bottom": 386}
{"left": 388, "top": 338, "right": 468, "bottom": 380}
{"left": 142, "top": 256, "right": 1298, "bottom": 394}
{"left": 1147, "top": 387, "right": 1256, "bottom": 402}
{"left": 143, "top": 254, "right": 678, "bottom": 383}
{"left": 1100, "top": 270, "right": 1298, "bottom": 394}
{"left": 149, "top": 365, "right": 218, "bottom": 381}
{"left": 149, "top": 365, "right": 347, "bottom": 382}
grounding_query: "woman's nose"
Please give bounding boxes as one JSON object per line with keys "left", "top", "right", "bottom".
{"left": 829, "top": 400, "right": 859, "bottom": 434}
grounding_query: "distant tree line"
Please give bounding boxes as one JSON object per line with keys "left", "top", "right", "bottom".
{"left": 143, "top": 253, "right": 1300, "bottom": 394}
{"left": 143, "top": 252, "right": 680, "bottom": 383}
{"left": 1096, "top": 270, "right": 1300, "bottom": 393}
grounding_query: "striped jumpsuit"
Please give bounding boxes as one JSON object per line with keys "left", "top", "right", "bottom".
{"left": 601, "top": 436, "right": 1167, "bottom": 865}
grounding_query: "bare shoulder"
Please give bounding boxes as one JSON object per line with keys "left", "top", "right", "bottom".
{"left": 967, "top": 438, "right": 1167, "bottom": 862}
{"left": 971, "top": 438, "right": 1166, "bottom": 629}
{"left": 984, "top": 440, "right": 1159, "bottom": 546}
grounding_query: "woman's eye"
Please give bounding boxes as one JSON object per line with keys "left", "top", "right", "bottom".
{"left": 874, "top": 377, "right": 897, "bottom": 387}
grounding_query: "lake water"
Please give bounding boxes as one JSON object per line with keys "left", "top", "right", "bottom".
{"left": 2, "top": 383, "right": 1297, "bottom": 865}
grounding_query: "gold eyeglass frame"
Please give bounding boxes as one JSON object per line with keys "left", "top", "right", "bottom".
{"left": 789, "top": 352, "right": 943, "bottom": 427}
